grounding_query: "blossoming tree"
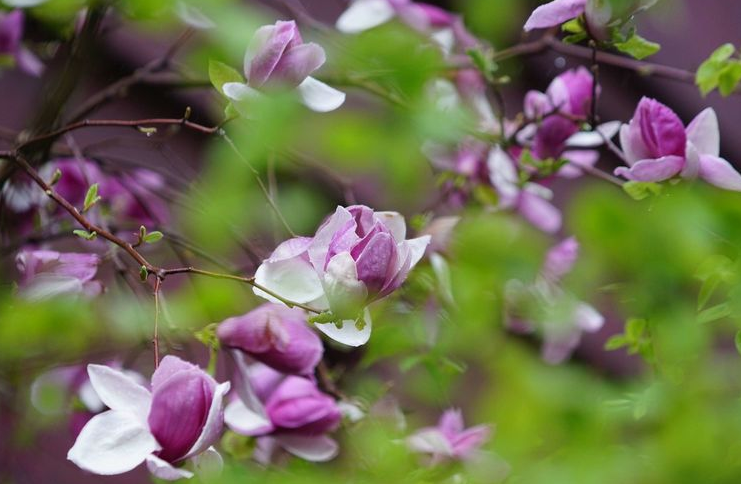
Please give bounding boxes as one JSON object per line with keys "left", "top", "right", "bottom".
{"left": 2, "top": 0, "right": 741, "bottom": 483}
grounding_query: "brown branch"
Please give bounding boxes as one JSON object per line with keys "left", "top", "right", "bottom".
{"left": 17, "top": 115, "right": 224, "bottom": 152}
{"left": 66, "top": 28, "right": 197, "bottom": 123}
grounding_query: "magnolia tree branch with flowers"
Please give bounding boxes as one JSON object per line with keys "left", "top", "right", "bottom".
{"left": 2, "top": 0, "right": 741, "bottom": 483}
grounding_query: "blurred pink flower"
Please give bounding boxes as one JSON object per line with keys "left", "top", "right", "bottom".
{"left": 16, "top": 249, "right": 103, "bottom": 300}
{"left": 407, "top": 408, "right": 489, "bottom": 462}
{"left": 0, "top": 9, "right": 43, "bottom": 77}
{"left": 224, "top": 354, "right": 341, "bottom": 463}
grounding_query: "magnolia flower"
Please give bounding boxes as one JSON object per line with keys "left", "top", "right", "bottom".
{"left": 217, "top": 303, "right": 323, "bottom": 375}
{"left": 224, "top": 355, "right": 341, "bottom": 463}
{"left": 67, "top": 356, "right": 230, "bottom": 480}
{"left": 16, "top": 249, "right": 103, "bottom": 301}
{"left": 222, "top": 20, "right": 345, "bottom": 113}
{"left": 488, "top": 146, "right": 562, "bottom": 234}
{"left": 47, "top": 158, "right": 169, "bottom": 225}
{"left": 520, "top": 67, "right": 620, "bottom": 178}
{"left": 407, "top": 409, "right": 489, "bottom": 463}
{"left": 0, "top": 9, "right": 43, "bottom": 77}
{"left": 506, "top": 237, "right": 604, "bottom": 364}
{"left": 336, "top": 0, "right": 453, "bottom": 34}
{"left": 613, "top": 97, "right": 741, "bottom": 191}
{"left": 523, "top": 0, "right": 657, "bottom": 37}
{"left": 254, "top": 205, "right": 430, "bottom": 346}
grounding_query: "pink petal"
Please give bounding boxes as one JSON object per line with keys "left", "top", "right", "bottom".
{"left": 613, "top": 155, "right": 685, "bottom": 182}
{"left": 523, "top": 0, "right": 587, "bottom": 31}
{"left": 698, "top": 154, "right": 741, "bottom": 191}
{"left": 542, "top": 237, "right": 579, "bottom": 283}
{"left": 275, "top": 434, "right": 339, "bottom": 462}
{"left": 246, "top": 21, "right": 297, "bottom": 87}
{"left": 271, "top": 43, "right": 326, "bottom": 87}
{"left": 518, "top": 190, "right": 562, "bottom": 234}
{"left": 686, "top": 107, "right": 720, "bottom": 157}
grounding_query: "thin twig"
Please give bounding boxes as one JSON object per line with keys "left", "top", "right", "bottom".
{"left": 153, "top": 277, "right": 161, "bottom": 369}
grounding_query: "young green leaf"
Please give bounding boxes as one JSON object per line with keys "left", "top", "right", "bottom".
{"left": 143, "top": 231, "right": 164, "bottom": 244}
{"left": 209, "top": 60, "right": 244, "bottom": 96}
{"left": 73, "top": 229, "right": 97, "bottom": 241}
{"left": 614, "top": 33, "right": 660, "bottom": 60}
{"left": 622, "top": 181, "right": 662, "bottom": 200}
{"left": 82, "top": 183, "right": 101, "bottom": 213}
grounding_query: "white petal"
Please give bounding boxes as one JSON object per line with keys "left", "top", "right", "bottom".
{"left": 68, "top": 410, "right": 159, "bottom": 475}
{"left": 78, "top": 379, "right": 106, "bottom": 413}
{"left": 565, "top": 121, "right": 620, "bottom": 147}
{"left": 374, "top": 211, "right": 406, "bottom": 241}
{"left": 574, "top": 302, "right": 604, "bottom": 332}
{"left": 253, "top": 256, "right": 324, "bottom": 305}
{"left": 224, "top": 399, "right": 273, "bottom": 436}
{"left": 681, "top": 140, "right": 700, "bottom": 179}
{"left": 406, "top": 428, "right": 453, "bottom": 456}
{"left": 146, "top": 455, "right": 194, "bottom": 481}
{"left": 430, "top": 27, "right": 455, "bottom": 55}
{"left": 87, "top": 365, "right": 151, "bottom": 421}
{"left": 686, "top": 107, "right": 720, "bottom": 157}
{"left": 222, "top": 82, "right": 259, "bottom": 102}
{"left": 337, "top": 401, "right": 366, "bottom": 423}
{"left": 336, "top": 0, "right": 396, "bottom": 33}
{"left": 296, "top": 77, "right": 346, "bottom": 112}
{"left": 315, "top": 307, "right": 372, "bottom": 347}
{"left": 276, "top": 434, "right": 339, "bottom": 462}
{"left": 487, "top": 146, "right": 519, "bottom": 202}
{"left": 183, "top": 381, "right": 230, "bottom": 460}
{"left": 403, "top": 235, "right": 432, "bottom": 269}
{"left": 322, "top": 252, "right": 367, "bottom": 319}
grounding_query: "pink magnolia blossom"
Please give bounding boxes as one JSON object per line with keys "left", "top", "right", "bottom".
{"left": 0, "top": 9, "right": 43, "bottom": 77}
{"left": 67, "top": 356, "right": 230, "bottom": 480}
{"left": 16, "top": 249, "right": 103, "bottom": 300}
{"left": 48, "top": 158, "right": 169, "bottom": 226}
{"left": 520, "top": 67, "right": 619, "bottom": 179}
{"left": 407, "top": 408, "right": 490, "bottom": 462}
{"left": 253, "top": 205, "right": 430, "bottom": 347}
{"left": 488, "top": 146, "right": 563, "bottom": 234}
{"left": 523, "top": 0, "right": 656, "bottom": 38}
{"left": 613, "top": 97, "right": 741, "bottom": 191}
{"left": 217, "top": 303, "right": 323, "bottom": 376}
{"left": 222, "top": 20, "right": 345, "bottom": 113}
{"left": 506, "top": 237, "right": 604, "bottom": 364}
{"left": 224, "top": 354, "right": 341, "bottom": 463}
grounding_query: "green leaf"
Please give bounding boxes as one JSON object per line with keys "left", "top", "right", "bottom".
{"left": 697, "top": 275, "right": 721, "bottom": 311}
{"left": 82, "top": 183, "right": 101, "bottom": 213}
{"left": 563, "top": 32, "right": 588, "bottom": 44}
{"left": 622, "top": 181, "right": 662, "bottom": 200}
{"left": 605, "top": 335, "right": 629, "bottom": 351}
{"left": 735, "top": 330, "right": 741, "bottom": 356}
{"left": 626, "top": 318, "right": 647, "bottom": 340}
{"left": 209, "top": 59, "right": 244, "bottom": 96}
{"left": 143, "top": 231, "right": 164, "bottom": 244}
{"left": 466, "top": 48, "right": 497, "bottom": 82}
{"left": 697, "top": 302, "right": 732, "bottom": 324}
{"left": 718, "top": 62, "right": 741, "bottom": 96}
{"left": 73, "top": 229, "right": 97, "bottom": 241}
{"left": 696, "top": 44, "right": 737, "bottom": 95}
{"left": 614, "top": 33, "right": 660, "bottom": 60}
{"left": 139, "top": 265, "right": 148, "bottom": 282}
{"left": 561, "top": 18, "right": 584, "bottom": 34}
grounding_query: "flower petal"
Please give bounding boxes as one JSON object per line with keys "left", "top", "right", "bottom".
{"left": 322, "top": 251, "right": 368, "bottom": 319}
{"left": 246, "top": 21, "right": 297, "bottom": 86}
{"left": 68, "top": 410, "right": 159, "bottom": 475}
{"left": 574, "top": 302, "right": 604, "bottom": 332}
{"left": 698, "top": 154, "right": 741, "bottom": 191}
{"left": 613, "top": 155, "right": 684, "bottom": 182}
{"left": 224, "top": 398, "right": 274, "bottom": 436}
{"left": 407, "top": 428, "right": 453, "bottom": 456}
{"left": 87, "top": 364, "right": 151, "bottom": 420}
{"left": 272, "top": 43, "right": 326, "bottom": 86}
{"left": 222, "top": 82, "right": 259, "bottom": 102}
{"left": 523, "top": 0, "right": 587, "bottom": 31}
{"left": 146, "top": 455, "right": 194, "bottom": 481}
{"left": 254, "top": 255, "right": 324, "bottom": 305}
{"left": 565, "top": 121, "right": 621, "bottom": 148}
{"left": 558, "top": 150, "right": 599, "bottom": 178}
{"left": 315, "top": 307, "right": 372, "bottom": 347}
{"left": 336, "top": 0, "right": 396, "bottom": 33}
{"left": 276, "top": 434, "right": 339, "bottom": 462}
{"left": 182, "top": 381, "right": 230, "bottom": 460}
{"left": 374, "top": 211, "right": 406, "bottom": 241}
{"left": 296, "top": 77, "right": 346, "bottom": 112}
{"left": 686, "top": 107, "right": 720, "bottom": 157}
{"left": 518, "top": 190, "right": 562, "bottom": 234}
{"left": 192, "top": 447, "right": 223, "bottom": 480}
